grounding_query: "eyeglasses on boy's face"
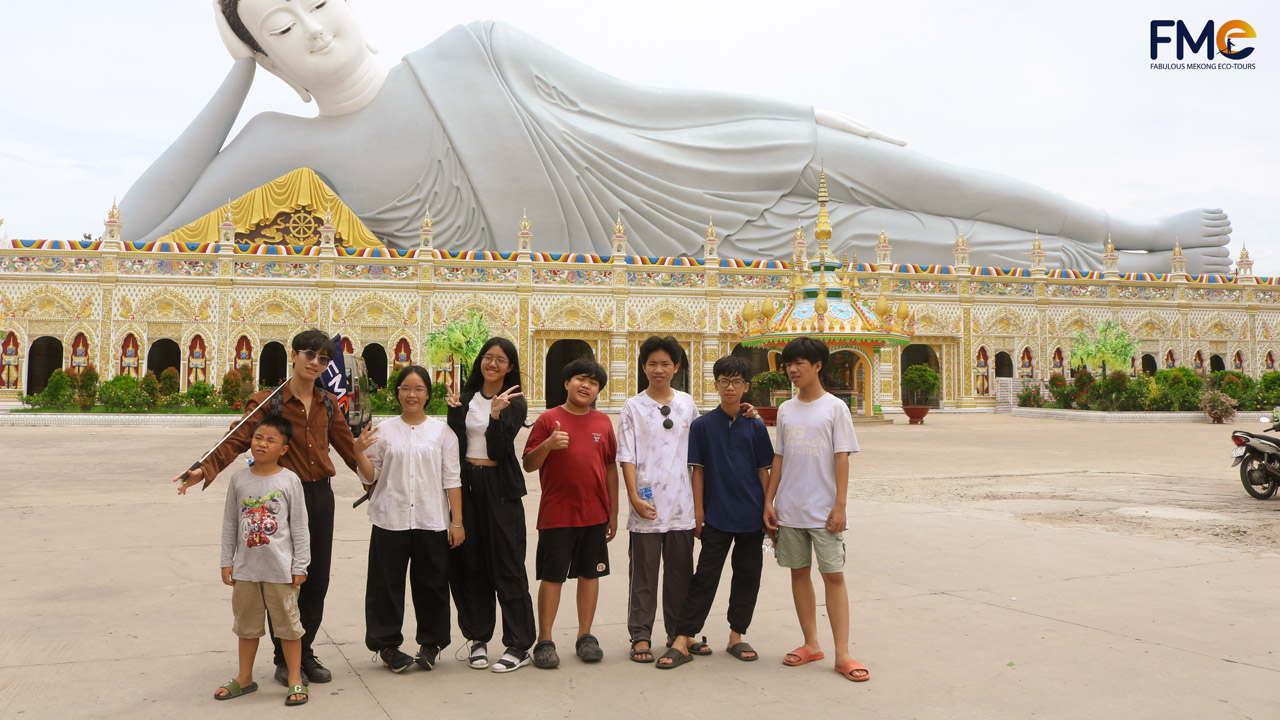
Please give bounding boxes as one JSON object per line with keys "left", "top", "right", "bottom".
{"left": 715, "top": 378, "right": 747, "bottom": 389}
{"left": 481, "top": 354, "right": 509, "bottom": 367}
{"left": 660, "top": 404, "right": 673, "bottom": 430}
{"left": 297, "top": 349, "right": 332, "bottom": 366}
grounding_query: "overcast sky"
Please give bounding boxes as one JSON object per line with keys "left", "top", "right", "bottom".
{"left": 1, "top": 1, "right": 1276, "bottom": 270}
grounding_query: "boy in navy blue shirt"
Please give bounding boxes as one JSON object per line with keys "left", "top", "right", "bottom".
{"left": 658, "top": 356, "right": 774, "bottom": 668}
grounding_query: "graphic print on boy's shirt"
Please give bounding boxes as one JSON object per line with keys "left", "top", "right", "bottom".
{"left": 221, "top": 468, "right": 310, "bottom": 583}
{"left": 241, "top": 492, "right": 284, "bottom": 548}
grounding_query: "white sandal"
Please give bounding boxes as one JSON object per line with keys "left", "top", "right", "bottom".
{"left": 490, "top": 650, "right": 531, "bottom": 673}
{"left": 467, "top": 641, "right": 488, "bottom": 669}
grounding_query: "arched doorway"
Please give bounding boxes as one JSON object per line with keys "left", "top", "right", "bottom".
{"left": 901, "top": 344, "right": 941, "bottom": 409}
{"left": 637, "top": 339, "right": 690, "bottom": 395}
{"left": 994, "top": 351, "right": 1014, "bottom": 378}
{"left": 1141, "top": 354, "right": 1158, "bottom": 375}
{"left": 545, "top": 339, "right": 595, "bottom": 408}
{"left": 259, "top": 342, "right": 288, "bottom": 387}
{"left": 26, "top": 336, "right": 63, "bottom": 395}
{"left": 820, "top": 350, "right": 867, "bottom": 413}
{"left": 1210, "top": 354, "right": 1226, "bottom": 373}
{"left": 147, "top": 338, "right": 181, "bottom": 380}
{"left": 731, "top": 344, "right": 772, "bottom": 406}
{"left": 363, "top": 342, "right": 388, "bottom": 388}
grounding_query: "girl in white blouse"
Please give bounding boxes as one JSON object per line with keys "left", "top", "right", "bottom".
{"left": 356, "top": 365, "right": 463, "bottom": 674}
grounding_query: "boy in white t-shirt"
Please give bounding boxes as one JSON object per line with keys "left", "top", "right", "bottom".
{"left": 617, "top": 335, "right": 699, "bottom": 662}
{"left": 764, "top": 337, "right": 869, "bottom": 683}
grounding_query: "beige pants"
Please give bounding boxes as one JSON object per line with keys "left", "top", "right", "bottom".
{"left": 231, "top": 581, "right": 303, "bottom": 640}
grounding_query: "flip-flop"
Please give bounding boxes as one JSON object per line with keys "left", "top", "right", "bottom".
{"left": 688, "top": 635, "right": 713, "bottom": 656}
{"left": 836, "top": 659, "right": 870, "bottom": 682}
{"left": 655, "top": 648, "right": 692, "bottom": 670}
{"left": 727, "top": 642, "right": 758, "bottom": 662}
{"left": 783, "top": 646, "right": 825, "bottom": 666}
{"left": 629, "top": 637, "right": 656, "bottom": 664}
{"left": 285, "top": 683, "right": 309, "bottom": 706}
{"left": 213, "top": 679, "right": 258, "bottom": 700}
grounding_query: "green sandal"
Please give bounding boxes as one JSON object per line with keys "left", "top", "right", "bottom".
{"left": 213, "top": 678, "right": 258, "bottom": 701}
{"left": 285, "top": 683, "right": 309, "bottom": 706}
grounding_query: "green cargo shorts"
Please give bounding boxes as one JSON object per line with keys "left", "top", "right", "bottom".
{"left": 775, "top": 526, "right": 846, "bottom": 574}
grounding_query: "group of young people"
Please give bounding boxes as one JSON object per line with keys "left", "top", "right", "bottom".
{"left": 175, "top": 329, "right": 868, "bottom": 707}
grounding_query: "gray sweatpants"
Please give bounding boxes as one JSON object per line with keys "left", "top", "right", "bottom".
{"left": 627, "top": 529, "right": 696, "bottom": 643}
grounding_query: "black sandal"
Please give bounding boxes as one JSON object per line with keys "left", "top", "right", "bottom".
{"left": 655, "top": 647, "right": 692, "bottom": 669}
{"left": 688, "top": 635, "right": 713, "bottom": 656}
{"left": 629, "top": 637, "right": 656, "bottom": 663}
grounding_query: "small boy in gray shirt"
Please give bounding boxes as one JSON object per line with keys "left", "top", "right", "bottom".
{"left": 215, "top": 416, "right": 312, "bottom": 705}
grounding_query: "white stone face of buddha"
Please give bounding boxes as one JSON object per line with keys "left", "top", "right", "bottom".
{"left": 233, "top": 0, "right": 386, "bottom": 115}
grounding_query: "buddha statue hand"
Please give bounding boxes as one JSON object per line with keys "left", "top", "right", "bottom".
{"left": 213, "top": 0, "right": 256, "bottom": 60}
{"left": 211, "top": 0, "right": 313, "bottom": 104}
{"left": 815, "top": 109, "right": 907, "bottom": 147}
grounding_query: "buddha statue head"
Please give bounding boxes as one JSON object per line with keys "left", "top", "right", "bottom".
{"left": 219, "top": 0, "right": 381, "bottom": 111}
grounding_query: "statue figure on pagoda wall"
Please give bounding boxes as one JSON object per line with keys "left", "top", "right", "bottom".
{"left": 70, "top": 334, "right": 90, "bottom": 372}
{"left": 975, "top": 347, "right": 990, "bottom": 396}
{"left": 1, "top": 332, "right": 20, "bottom": 390}
{"left": 120, "top": 334, "right": 141, "bottom": 379}
{"left": 189, "top": 335, "right": 209, "bottom": 385}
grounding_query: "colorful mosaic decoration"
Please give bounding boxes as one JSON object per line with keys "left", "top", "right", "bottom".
{"left": 336, "top": 264, "right": 416, "bottom": 282}
{"left": 535, "top": 268, "right": 613, "bottom": 286}
{"left": 118, "top": 258, "right": 219, "bottom": 277}
{"left": 435, "top": 266, "right": 517, "bottom": 283}
{"left": 1, "top": 256, "right": 101, "bottom": 274}
{"left": 971, "top": 281, "right": 1034, "bottom": 298}
{"left": 234, "top": 261, "right": 319, "bottom": 279}
{"left": 1046, "top": 283, "right": 1107, "bottom": 299}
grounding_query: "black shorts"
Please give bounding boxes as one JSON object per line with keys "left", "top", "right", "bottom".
{"left": 536, "top": 523, "right": 610, "bottom": 582}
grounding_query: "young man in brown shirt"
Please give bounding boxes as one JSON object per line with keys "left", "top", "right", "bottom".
{"left": 176, "top": 329, "right": 371, "bottom": 687}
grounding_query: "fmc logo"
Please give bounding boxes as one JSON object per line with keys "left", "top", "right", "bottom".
{"left": 1151, "top": 19, "right": 1256, "bottom": 60}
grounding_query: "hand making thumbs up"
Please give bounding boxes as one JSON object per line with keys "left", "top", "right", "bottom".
{"left": 547, "top": 420, "right": 570, "bottom": 450}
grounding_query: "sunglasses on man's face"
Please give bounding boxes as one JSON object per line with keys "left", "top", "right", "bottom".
{"left": 299, "top": 349, "right": 333, "bottom": 366}
{"left": 660, "top": 404, "right": 673, "bottom": 430}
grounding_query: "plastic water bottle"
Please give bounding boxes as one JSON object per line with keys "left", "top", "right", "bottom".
{"left": 637, "top": 474, "right": 655, "bottom": 507}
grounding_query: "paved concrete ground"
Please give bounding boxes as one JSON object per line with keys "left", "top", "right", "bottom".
{"left": 3, "top": 414, "right": 1278, "bottom": 719}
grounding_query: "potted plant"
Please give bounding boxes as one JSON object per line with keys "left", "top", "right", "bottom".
{"left": 750, "top": 370, "right": 791, "bottom": 425}
{"left": 901, "top": 364, "right": 940, "bottom": 424}
{"left": 1199, "top": 388, "right": 1238, "bottom": 424}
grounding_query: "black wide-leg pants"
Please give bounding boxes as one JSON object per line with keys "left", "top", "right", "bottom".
{"left": 364, "top": 525, "right": 452, "bottom": 652}
{"left": 448, "top": 464, "right": 536, "bottom": 653}
{"left": 272, "top": 478, "right": 334, "bottom": 664}
{"left": 673, "top": 524, "right": 764, "bottom": 638}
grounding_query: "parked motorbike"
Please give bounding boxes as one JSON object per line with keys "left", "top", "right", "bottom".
{"left": 1230, "top": 409, "right": 1280, "bottom": 499}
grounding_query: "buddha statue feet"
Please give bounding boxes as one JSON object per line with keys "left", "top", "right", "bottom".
{"left": 1111, "top": 208, "right": 1231, "bottom": 253}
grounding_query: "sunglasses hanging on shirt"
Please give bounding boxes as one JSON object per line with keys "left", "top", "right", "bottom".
{"left": 660, "top": 404, "right": 673, "bottom": 430}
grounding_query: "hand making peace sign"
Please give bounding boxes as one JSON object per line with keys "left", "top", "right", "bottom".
{"left": 490, "top": 385, "right": 524, "bottom": 417}
{"left": 445, "top": 383, "right": 461, "bottom": 408}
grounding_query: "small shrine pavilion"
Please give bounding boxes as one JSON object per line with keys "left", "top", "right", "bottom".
{"left": 737, "top": 173, "right": 914, "bottom": 418}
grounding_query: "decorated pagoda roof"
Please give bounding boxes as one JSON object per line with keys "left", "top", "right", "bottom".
{"left": 738, "top": 172, "right": 914, "bottom": 350}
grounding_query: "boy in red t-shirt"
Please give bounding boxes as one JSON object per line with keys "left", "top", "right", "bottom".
{"left": 523, "top": 358, "right": 619, "bottom": 669}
